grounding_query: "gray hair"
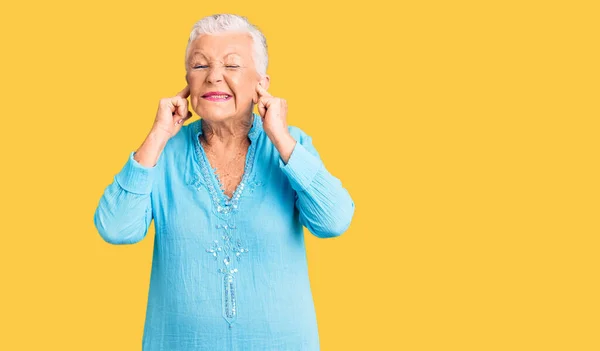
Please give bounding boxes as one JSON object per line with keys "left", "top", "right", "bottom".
{"left": 184, "top": 14, "right": 268, "bottom": 76}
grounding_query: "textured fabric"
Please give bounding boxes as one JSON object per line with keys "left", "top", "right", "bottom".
{"left": 93, "top": 113, "right": 355, "bottom": 350}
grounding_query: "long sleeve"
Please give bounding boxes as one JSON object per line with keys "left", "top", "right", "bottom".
{"left": 93, "top": 151, "right": 161, "bottom": 245}
{"left": 279, "top": 128, "right": 355, "bottom": 238}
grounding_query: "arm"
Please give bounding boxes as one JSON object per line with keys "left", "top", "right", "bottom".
{"left": 93, "top": 130, "right": 168, "bottom": 245}
{"left": 94, "top": 85, "right": 191, "bottom": 244}
{"left": 278, "top": 128, "right": 355, "bottom": 238}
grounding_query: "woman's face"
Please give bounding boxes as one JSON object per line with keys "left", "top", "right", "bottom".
{"left": 186, "top": 32, "right": 266, "bottom": 122}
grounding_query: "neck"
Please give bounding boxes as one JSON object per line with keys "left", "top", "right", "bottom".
{"left": 200, "top": 112, "right": 253, "bottom": 149}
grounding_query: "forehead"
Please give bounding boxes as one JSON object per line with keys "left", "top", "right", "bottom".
{"left": 188, "top": 32, "right": 254, "bottom": 59}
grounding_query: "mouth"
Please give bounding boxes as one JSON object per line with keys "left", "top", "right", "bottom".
{"left": 202, "top": 92, "right": 233, "bottom": 102}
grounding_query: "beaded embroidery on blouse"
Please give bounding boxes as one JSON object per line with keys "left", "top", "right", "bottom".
{"left": 192, "top": 114, "right": 261, "bottom": 216}
{"left": 192, "top": 114, "right": 262, "bottom": 328}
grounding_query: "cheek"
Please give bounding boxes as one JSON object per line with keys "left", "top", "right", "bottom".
{"left": 226, "top": 73, "right": 256, "bottom": 101}
{"left": 187, "top": 74, "right": 205, "bottom": 108}
{"left": 187, "top": 73, "right": 202, "bottom": 88}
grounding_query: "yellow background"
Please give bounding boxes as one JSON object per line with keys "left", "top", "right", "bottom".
{"left": 1, "top": 0, "right": 598, "bottom": 350}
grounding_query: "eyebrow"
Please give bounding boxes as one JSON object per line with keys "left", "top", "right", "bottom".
{"left": 189, "top": 51, "right": 242, "bottom": 59}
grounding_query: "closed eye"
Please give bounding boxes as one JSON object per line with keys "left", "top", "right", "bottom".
{"left": 193, "top": 65, "right": 208, "bottom": 69}
{"left": 226, "top": 65, "right": 240, "bottom": 69}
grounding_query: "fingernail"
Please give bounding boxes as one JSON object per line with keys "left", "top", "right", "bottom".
{"left": 177, "top": 119, "right": 183, "bottom": 124}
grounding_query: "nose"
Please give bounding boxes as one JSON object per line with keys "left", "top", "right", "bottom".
{"left": 206, "top": 65, "right": 224, "bottom": 84}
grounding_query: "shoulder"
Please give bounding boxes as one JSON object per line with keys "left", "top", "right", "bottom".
{"left": 166, "top": 121, "right": 197, "bottom": 151}
{"left": 287, "top": 125, "right": 312, "bottom": 144}
{"left": 286, "top": 125, "right": 321, "bottom": 159}
{"left": 157, "top": 121, "right": 197, "bottom": 168}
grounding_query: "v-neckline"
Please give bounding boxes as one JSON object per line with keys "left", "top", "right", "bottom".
{"left": 203, "top": 139, "right": 249, "bottom": 202}
{"left": 192, "top": 113, "right": 262, "bottom": 215}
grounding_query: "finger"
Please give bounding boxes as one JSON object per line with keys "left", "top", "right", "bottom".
{"left": 178, "top": 102, "right": 188, "bottom": 117}
{"left": 170, "top": 96, "right": 188, "bottom": 117}
{"left": 258, "top": 97, "right": 267, "bottom": 118}
{"left": 176, "top": 112, "right": 193, "bottom": 125}
{"left": 176, "top": 85, "right": 190, "bottom": 99}
{"left": 258, "top": 96, "right": 271, "bottom": 115}
{"left": 259, "top": 96, "right": 272, "bottom": 108}
{"left": 256, "top": 82, "right": 272, "bottom": 97}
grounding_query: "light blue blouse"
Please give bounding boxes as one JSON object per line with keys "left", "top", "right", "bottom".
{"left": 93, "top": 112, "right": 355, "bottom": 350}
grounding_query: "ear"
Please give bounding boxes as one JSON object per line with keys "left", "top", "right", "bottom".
{"left": 253, "top": 75, "right": 271, "bottom": 104}
{"left": 260, "top": 75, "right": 271, "bottom": 90}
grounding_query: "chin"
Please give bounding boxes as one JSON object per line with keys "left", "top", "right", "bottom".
{"left": 195, "top": 106, "right": 235, "bottom": 121}
{"left": 195, "top": 102, "right": 253, "bottom": 121}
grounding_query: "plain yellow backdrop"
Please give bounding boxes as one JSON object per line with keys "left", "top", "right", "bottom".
{"left": 0, "top": 0, "right": 599, "bottom": 350}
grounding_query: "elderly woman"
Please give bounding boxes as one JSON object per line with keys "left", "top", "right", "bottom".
{"left": 94, "top": 14, "right": 354, "bottom": 350}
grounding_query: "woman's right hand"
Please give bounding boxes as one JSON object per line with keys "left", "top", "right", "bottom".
{"left": 151, "top": 86, "right": 193, "bottom": 139}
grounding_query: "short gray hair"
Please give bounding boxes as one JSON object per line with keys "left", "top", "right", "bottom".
{"left": 185, "top": 14, "right": 268, "bottom": 76}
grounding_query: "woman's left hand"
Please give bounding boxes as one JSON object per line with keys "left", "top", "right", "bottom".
{"left": 256, "top": 82, "right": 290, "bottom": 141}
{"left": 255, "top": 82, "right": 296, "bottom": 162}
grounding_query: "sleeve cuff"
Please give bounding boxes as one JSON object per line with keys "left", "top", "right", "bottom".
{"left": 279, "top": 142, "right": 323, "bottom": 192}
{"left": 114, "top": 151, "right": 158, "bottom": 195}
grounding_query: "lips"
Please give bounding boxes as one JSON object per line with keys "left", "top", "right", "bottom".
{"left": 202, "top": 91, "right": 232, "bottom": 98}
{"left": 201, "top": 91, "right": 232, "bottom": 102}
